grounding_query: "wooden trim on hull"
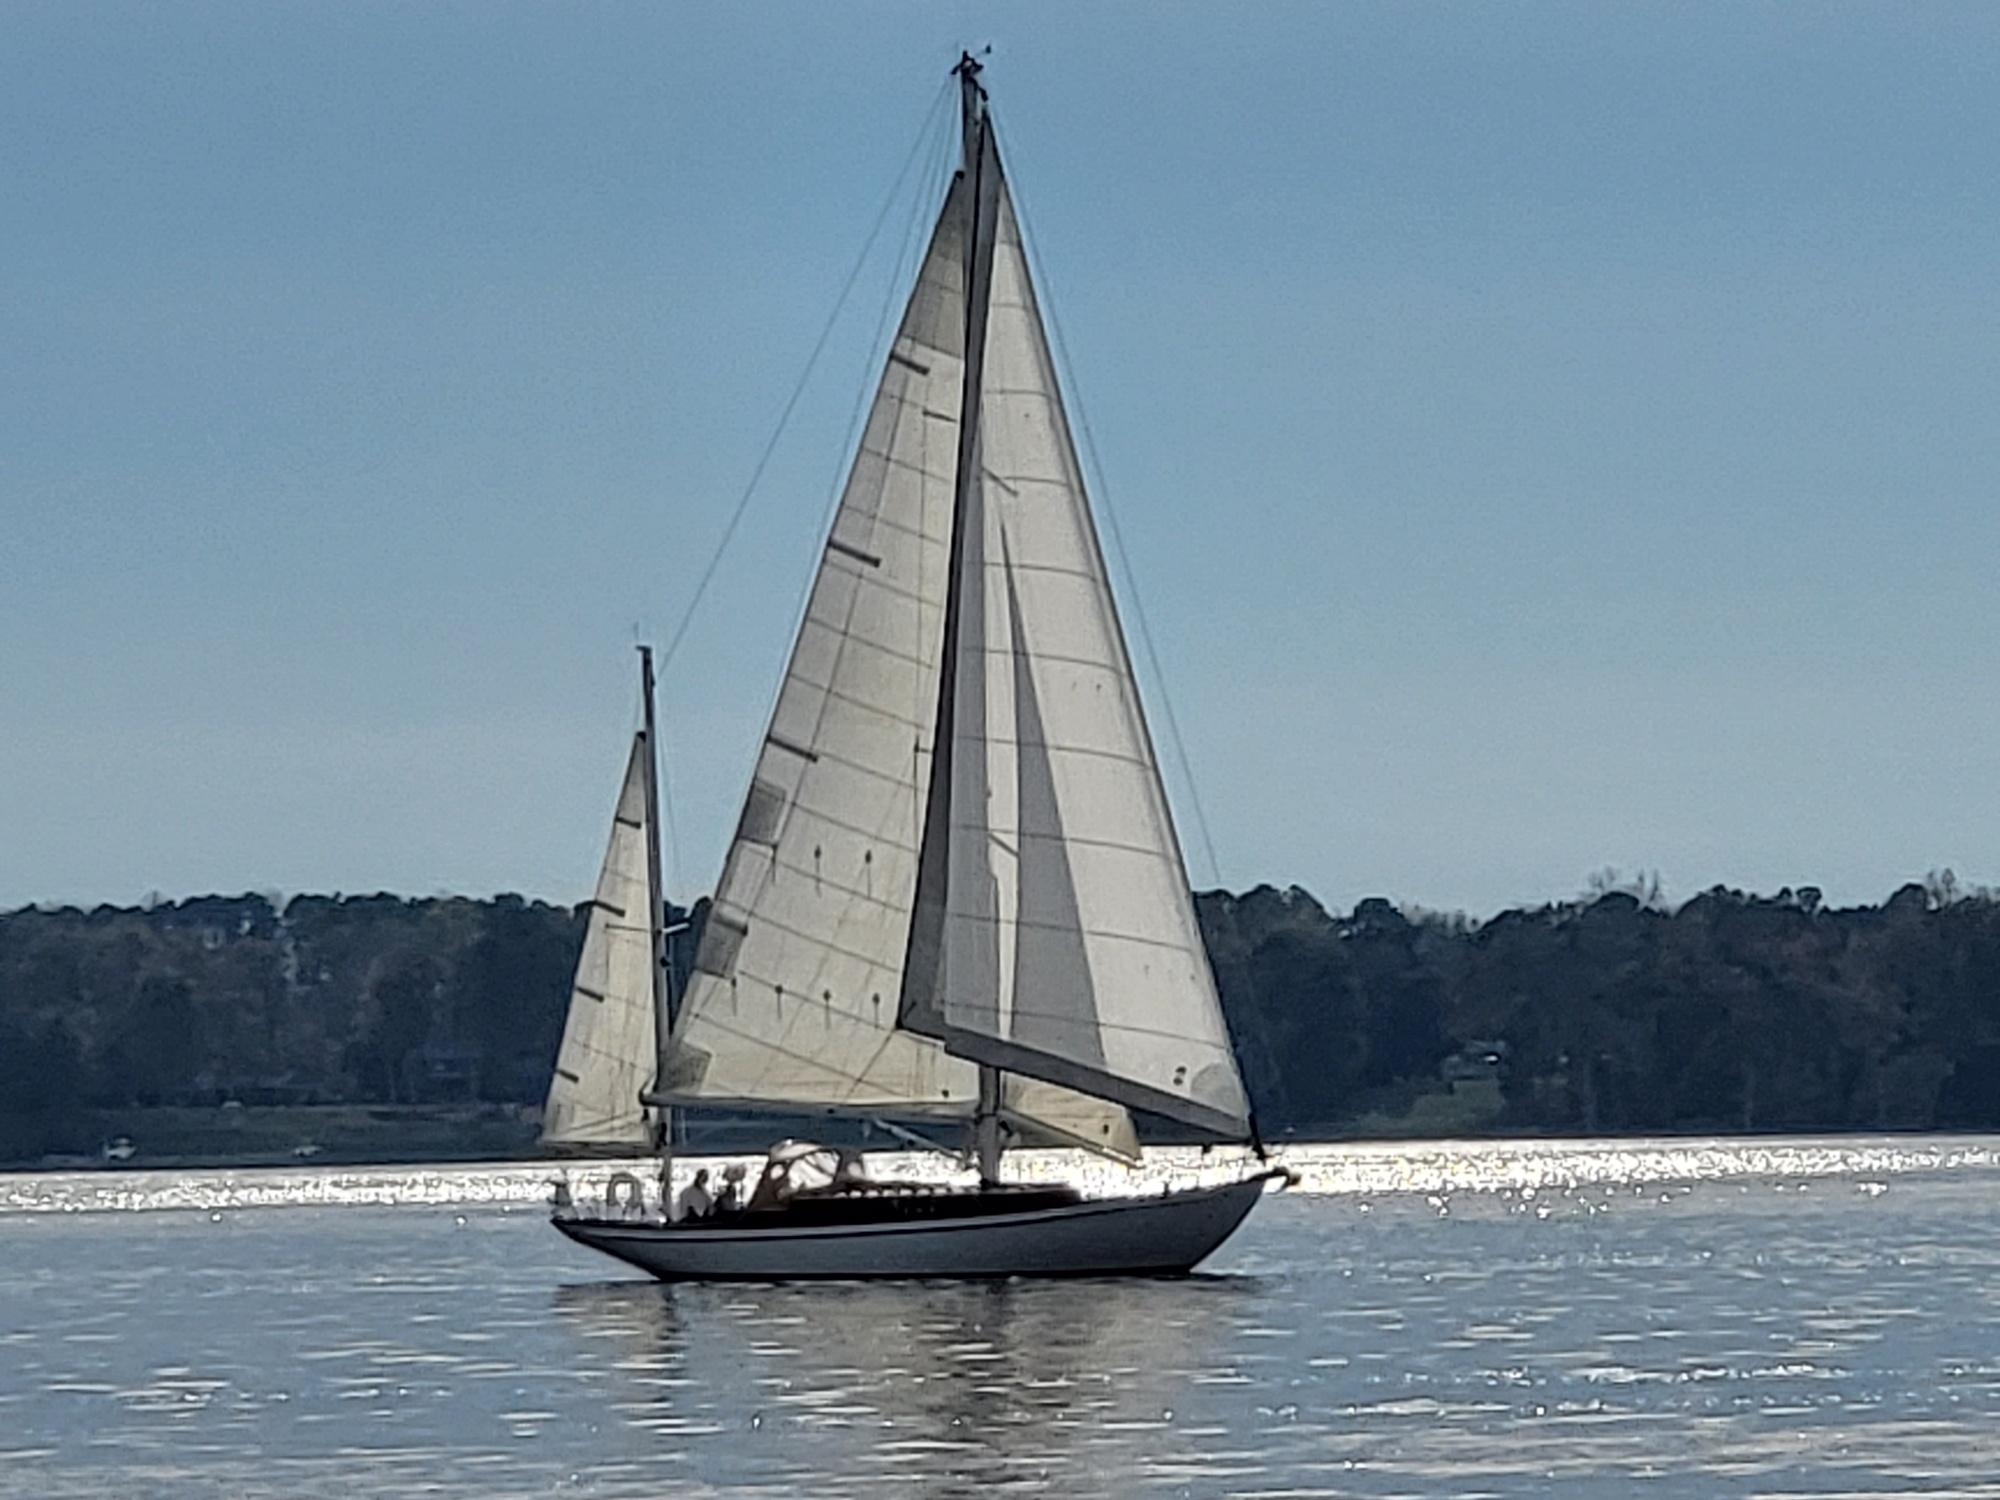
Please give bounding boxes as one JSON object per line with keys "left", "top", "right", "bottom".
{"left": 552, "top": 1173, "right": 1281, "bottom": 1282}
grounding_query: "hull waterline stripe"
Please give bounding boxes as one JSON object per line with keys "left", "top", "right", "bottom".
{"left": 559, "top": 1174, "right": 1278, "bottom": 1247}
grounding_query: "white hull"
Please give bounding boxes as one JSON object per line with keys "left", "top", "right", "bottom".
{"left": 554, "top": 1174, "right": 1278, "bottom": 1282}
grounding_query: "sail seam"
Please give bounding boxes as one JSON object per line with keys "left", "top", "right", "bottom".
{"left": 933, "top": 909, "right": 1206, "bottom": 956}
{"left": 679, "top": 1013, "right": 966, "bottom": 1102}
{"left": 778, "top": 675, "right": 931, "bottom": 735}
{"left": 759, "top": 856, "right": 912, "bottom": 915}
{"left": 872, "top": 448, "right": 959, "bottom": 488}
{"left": 961, "top": 644, "right": 1123, "bottom": 672}
{"left": 789, "top": 628, "right": 930, "bottom": 676}
{"left": 946, "top": 737, "right": 1156, "bottom": 772}
{"left": 841, "top": 496, "right": 950, "bottom": 547}
{"left": 947, "top": 1002, "right": 1234, "bottom": 1048}
{"left": 947, "top": 823, "right": 1178, "bottom": 862}
{"left": 981, "top": 378, "right": 1062, "bottom": 397}
{"left": 679, "top": 1016, "right": 860, "bottom": 1084}
{"left": 750, "top": 1020, "right": 910, "bottom": 1107}
{"left": 761, "top": 801, "right": 919, "bottom": 857}
{"left": 558, "top": 1043, "right": 643, "bottom": 1066}
{"left": 974, "top": 558, "right": 1099, "bottom": 582}
{"left": 724, "top": 913, "right": 913, "bottom": 979}
{"left": 805, "top": 559, "right": 936, "bottom": 613}
{"left": 781, "top": 740, "right": 943, "bottom": 799}
{"left": 974, "top": 470, "right": 1077, "bottom": 493}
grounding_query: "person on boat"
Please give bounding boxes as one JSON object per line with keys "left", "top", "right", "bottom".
{"left": 675, "top": 1168, "right": 714, "bottom": 1222}
{"left": 547, "top": 1174, "right": 575, "bottom": 1219}
{"left": 717, "top": 1163, "right": 747, "bottom": 1213}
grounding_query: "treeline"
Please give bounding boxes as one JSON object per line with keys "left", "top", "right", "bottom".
{"left": 1202, "top": 875, "right": 2000, "bottom": 1137}
{"left": 0, "top": 893, "right": 582, "bottom": 1159}
{"left": 3, "top": 876, "right": 1999, "bottom": 1162}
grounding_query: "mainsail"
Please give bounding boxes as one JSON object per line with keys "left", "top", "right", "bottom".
{"left": 653, "top": 60, "right": 1244, "bottom": 1155}
{"left": 897, "top": 112, "right": 1252, "bottom": 1139}
{"left": 543, "top": 733, "right": 660, "bottom": 1148}
{"left": 655, "top": 153, "right": 1138, "bottom": 1160}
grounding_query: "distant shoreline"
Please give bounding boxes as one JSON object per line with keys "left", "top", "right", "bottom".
{"left": 11, "top": 881, "right": 2000, "bottom": 1166}
{"left": 8, "top": 1109, "right": 1990, "bottom": 1177}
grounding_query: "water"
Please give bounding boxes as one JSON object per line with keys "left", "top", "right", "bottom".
{"left": 4, "top": 1136, "right": 1999, "bottom": 1498}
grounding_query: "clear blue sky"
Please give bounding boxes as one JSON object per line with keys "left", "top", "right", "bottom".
{"left": 5, "top": 3, "right": 1997, "bottom": 918}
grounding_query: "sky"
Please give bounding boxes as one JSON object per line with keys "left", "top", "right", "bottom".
{"left": 4, "top": 3, "right": 1998, "bottom": 919}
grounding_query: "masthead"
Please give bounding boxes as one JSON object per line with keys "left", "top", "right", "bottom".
{"left": 953, "top": 49, "right": 989, "bottom": 168}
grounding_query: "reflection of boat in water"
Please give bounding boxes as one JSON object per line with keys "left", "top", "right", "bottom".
{"left": 540, "top": 54, "right": 1282, "bottom": 1282}
{"left": 552, "top": 1271, "right": 1261, "bottom": 1493}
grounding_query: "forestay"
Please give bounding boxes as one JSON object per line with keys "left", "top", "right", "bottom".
{"left": 543, "top": 735, "right": 660, "bottom": 1148}
{"left": 656, "top": 167, "right": 1138, "bottom": 1160}
{"left": 898, "top": 150, "right": 1252, "bottom": 1140}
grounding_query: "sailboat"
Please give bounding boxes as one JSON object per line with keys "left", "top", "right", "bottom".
{"left": 543, "top": 55, "right": 1284, "bottom": 1280}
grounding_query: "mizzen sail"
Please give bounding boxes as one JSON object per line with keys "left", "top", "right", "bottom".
{"left": 542, "top": 733, "right": 660, "bottom": 1147}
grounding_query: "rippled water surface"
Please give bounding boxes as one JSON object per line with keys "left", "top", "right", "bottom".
{"left": 4, "top": 1135, "right": 1999, "bottom": 1497}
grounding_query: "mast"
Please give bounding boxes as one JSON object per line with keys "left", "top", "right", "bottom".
{"left": 949, "top": 50, "right": 1008, "bottom": 1188}
{"left": 637, "top": 644, "right": 674, "bottom": 1171}
{"left": 954, "top": 49, "right": 986, "bottom": 167}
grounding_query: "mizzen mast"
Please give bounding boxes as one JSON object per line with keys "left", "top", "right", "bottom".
{"left": 637, "top": 644, "right": 674, "bottom": 1169}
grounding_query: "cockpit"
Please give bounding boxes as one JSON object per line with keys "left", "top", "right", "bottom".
{"left": 745, "top": 1140, "right": 869, "bottom": 1210}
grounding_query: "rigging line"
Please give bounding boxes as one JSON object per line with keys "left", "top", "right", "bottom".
{"left": 825, "top": 87, "right": 956, "bottom": 517}
{"left": 991, "top": 118, "right": 1226, "bottom": 887}
{"left": 636, "top": 636, "right": 686, "bottom": 897}
{"left": 783, "top": 98, "right": 957, "bottom": 788}
{"left": 658, "top": 78, "right": 953, "bottom": 674}
{"left": 658, "top": 720, "right": 683, "bottom": 895}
